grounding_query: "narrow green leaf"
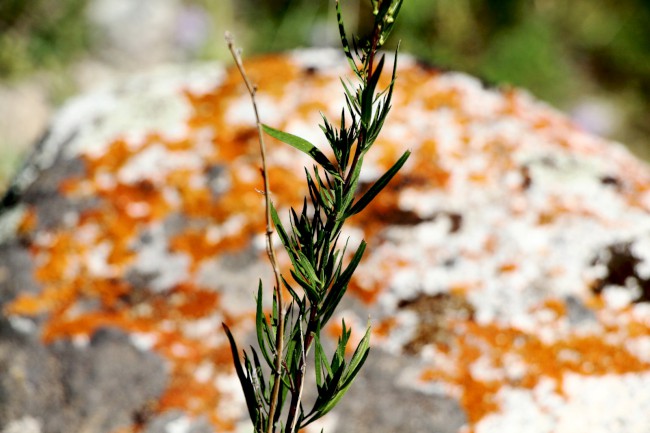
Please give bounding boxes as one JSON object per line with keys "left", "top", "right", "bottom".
{"left": 364, "top": 46, "right": 400, "bottom": 148}
{"left": 314, "top": 331, "right": 329, "bottom": 388}
{"left": 276, "top": 373, "right": 290, "bottom": 425}
{"left": 340, "top": 348, "right": 370, "bottom": 392}
{"left": 361, "top": 55, "right": 385, "bottom": 127}
{"left": 332, "top": 319, "right": 350, "bottom": 373}
{"left": 263, "top": 125, "right": 340, "bottom": 179}
{"left": 282, "top": 276, "right": 303, "bottom": 306}
{"left": 305, "top": 364, "right": 346, "bottom": 424}
{"left": 284, "top": 333, "right": 297, "bottom": 376}
{"left": 290, "top": 269, "right": 319, "bottom": 304}
{"left": 343, "top": 324, "right": 371, "bottom": 384}
{"left": 340, "top": 78, "right": 361, "bottom": 116}
{"left": 222, "top": 323, "right": 259, "bottom": 426}
{"left": 320, "top": 240, "right": 366, "bottom": 325}
{"left": 255, "top": 282, "right": 274, "bottom": 368}
{"left": 313, "top": 168, "right": 335, "bottom": 209}
{"left": 336, "top": 0, "right": 360, "bottom": 77}
{"left": 250, "top": 347, "right": 268, "bottom": 401}
{"left": 347, "top": 150, "right": 410, "bottom": 217}
{"left": 340, "top": 155, "right": 363, "bottom": 217}
{"left": 271, "top": 203, "right": 292, "bottom": 250}
{"left": 297, "top": 250, "right": 321, "bottom": 285}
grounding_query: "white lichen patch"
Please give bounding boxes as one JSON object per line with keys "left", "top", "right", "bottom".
{"left": 67, "top": 65, "right": 221, "bottom": 158}
{"left": 216, "top": 374, "right": 248, "bottom": 425}
{"left": 2, "top": 416, "right": 42, "bottom": 433}
{"left": 0, "top": 205, "right": 26, "bottom": 244}
{"left": 11, "top": 63, "right": 224, "bottom": 197}
{"left": 164, "top": 415, "right": 193, "bottom": 433}
{"left": 130, "top": 332, "right": 158, "bottom": 351}
{"left": 8, "top": 50, "right": 650, "bottom": 433}
{"left": 474, "top": 386, "right": 555, "bottom": 433}
{"left": 85, "top": 241, "right": 119, "bottom": 278}
{"left": 131, "top": 224, "right": 191, "bottom": 292}
{"left": 601, "top": 285, "right": 638, "bottom": 310}
{"left": 225, "top": 93, "right": 285, "bottom": 128}
{"left": 632, "top": 237, "right": 650, "bottom": 279}
{"left": 555, "top": 373, "right": 650, "bottom": 433}
{"left": 8, "top": 316, "right": 37, "bottom": 335}
{"left": 117, "top": 143, "right": 202, "bottom": 185}
{"left": 626, "top": 336, "right": 650, "bottom": 363}
{"left": 290, "top": 48, "right": 348, "bottom": 76}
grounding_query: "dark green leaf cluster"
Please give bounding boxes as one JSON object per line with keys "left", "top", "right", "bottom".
{"left": 223, "top": 2, "right": 408, "bottom": 433}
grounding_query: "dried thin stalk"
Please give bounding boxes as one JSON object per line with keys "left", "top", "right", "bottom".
{"left": 224, "top": 32, "right": 285, "bottom": 433}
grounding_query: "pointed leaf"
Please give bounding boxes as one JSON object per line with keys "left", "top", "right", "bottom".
{"left": 347, "top": 150, "right": 410, "bottom": 217}
{"left": 290, "top": 269, "right": 319, "bottom": 304}
{"left": 296, "top": 250, "right": 321, "bottom": 286}
{"left": 271, "top": 203, "right": 292, "bottom": 250}
{"left": 263, "top": 125, "right": 340, "bottom": 179}
{"left": 222, "top": 324, "right": 259, "bottom": 426}
{"left": 255, "top": 282, "right": 275, "bottom": 368}
{"left": 332, "top": 319, "right": 350, "bottom": 373}
{"left": 320, "top": 240, "right": 366, "bottom": 325}
{"left": 314, "top": 331, "right": 329, "bottom": 388}
{"left": 336, "top": 0, "right": 360, "bottom": 76}
{"left": 343, "top": 324, "right": 371, "bottom": 385}
{"left": 250, "top": 347, "right": 268, "bottom": 401}
{"left": 361, "top": 55, "right": 385, "bottom": 127}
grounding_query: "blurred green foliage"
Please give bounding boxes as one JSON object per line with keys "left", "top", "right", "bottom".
{"left": 2, "top": 0, "right": 648, "bottom": 103}
{"left": 0, "top": 0, "right": 90, "bottom": 78}
{"left": 229, "top": 0, "right": 649, "bottom": 155}
{"left": 0, "top": 0, "right": 648, "bottom": 177}
{"left": 232, "top": 0, "right": 650, "bottom": 159}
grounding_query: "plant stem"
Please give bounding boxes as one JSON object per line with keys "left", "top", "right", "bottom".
{"left": 285, "top": 11, "right": 390, "bottom": 428}
{"left": 224, "top": 32, "right": 285, "bottom": 433}
{"left": 223, "top": 3, "right": 405, "bottom": 432}
{"left": 342, "top": 22, "right": 382, "bottom": 198}
{"left": 285, "top": 308, "right": 318, "bottom": 430}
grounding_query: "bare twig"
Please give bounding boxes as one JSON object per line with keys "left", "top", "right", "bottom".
{"left": 224, "top": 31, "right": 285, "bottom": 433}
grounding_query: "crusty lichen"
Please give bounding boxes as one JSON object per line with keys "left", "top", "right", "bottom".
{"left": 5, "top": 50, "right": 650, "bottom": 432}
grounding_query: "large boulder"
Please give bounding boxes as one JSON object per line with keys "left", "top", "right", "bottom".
{"left": 2, "top": 49, "right": 650, "bottom": 433}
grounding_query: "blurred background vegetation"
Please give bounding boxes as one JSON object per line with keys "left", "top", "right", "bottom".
{"left": 0, "top": 0, "right": 649, "bottom": 188}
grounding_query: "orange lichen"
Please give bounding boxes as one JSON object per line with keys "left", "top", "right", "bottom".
{"left": 41, "top": 311, "right": 153, "bottom": 343}
{"left": 372, "top": 317, "right": 397, "bottom": 338}
{"left": 17, "top": 206, "right": 38, "bottom": 234}
{"left": 6, "top": 285, "right": 67, "bottom": 316}
{"left": 540, "top": 298, "right": 567, "bottom": 318}
{"left": 412, "top": 139, "right": 451, "bottom": 189}
{"left": 497, "top": 262, "right": 518, "bottom": 273}
{"left": 174, "top": 284, "right": 221, "bottom": 319}
{"left": 537, "top": 195, "right": 602, "bottom": 226}
{"left": 347, "top": 271, "right": 386, "bottom": 305}
{"left": 423, "top": 88, "right": 461, "bottom": 111}
{"left": 267, "top": 165, "right": 310, "bottom": 206}
{"left": 419, "top": 308, "right": 650, "bottom": 428}
{"left": 460, "top": 377, "right": 501, "bottom": 424}
{"left": 3, "top": 53, "right": 335, "bottom": 431}
{"left": 170, "top": 229, "right": 238, "bottom": 272}
{"left": 6, "top": 51, "right": 650, "bottom": 433}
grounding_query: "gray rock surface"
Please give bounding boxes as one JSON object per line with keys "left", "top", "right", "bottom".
{"left": 2, "top": 50, "right": 650, "bottom": 433}
{"left": 0, "top": 323, "right": 166, "bottom": 433}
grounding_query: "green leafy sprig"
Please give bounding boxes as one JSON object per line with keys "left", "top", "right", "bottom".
{"left": 224, "top": 1, "right": 407, "bottom": 432}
